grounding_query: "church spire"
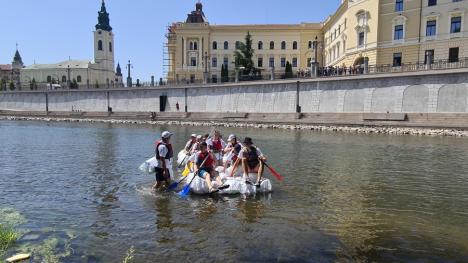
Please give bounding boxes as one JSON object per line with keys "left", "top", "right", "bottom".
{"left": 12, "top": 44, "right": 24, "bottom": 69}
{"left": 96, "top": 0, "right": 112, "bottom": 31}
{"left": 116, "top": 63, "right": 122, "bottom": 76}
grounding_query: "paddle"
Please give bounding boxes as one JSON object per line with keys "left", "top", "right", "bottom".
{"left": 177, "top": 153, "right": 189, "bottom": 168}
{"left": 260, "top": 159, "right": 284, "bottom": 181}
{"left": 178, "top": 153, "right": 210, "bottom": 197}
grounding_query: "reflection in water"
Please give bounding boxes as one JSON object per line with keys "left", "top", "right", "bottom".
{"left": 2, "top": 121, "right": 468, "bottom": 262}
{"left": 90, "top": 126, "right": 121, "bottom": 239}
{"left": 236, "top": 196, "right": 266, "bottom": 224}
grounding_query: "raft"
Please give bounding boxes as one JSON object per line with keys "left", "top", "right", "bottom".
{"left": 183, "top": 167, "right": 272, "bottom": 195}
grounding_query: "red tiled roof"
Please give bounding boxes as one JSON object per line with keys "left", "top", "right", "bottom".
{"left": 0, "top": 64, "right": 12, "bottom": 71}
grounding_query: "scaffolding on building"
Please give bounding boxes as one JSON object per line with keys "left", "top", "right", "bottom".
{"left": 163, "top": 23, "right": 176, "bottom": 84}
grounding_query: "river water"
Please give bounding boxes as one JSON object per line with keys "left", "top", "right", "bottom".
{"left": 1, "top": 120, "right": 468, "bottom": 262}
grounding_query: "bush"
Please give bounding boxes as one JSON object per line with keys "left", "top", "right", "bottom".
{"left": 0, "top": 224, "right": 18, "bottom": 256}
{"left": 8, "top": 81, "right": 15, "bottom": 91}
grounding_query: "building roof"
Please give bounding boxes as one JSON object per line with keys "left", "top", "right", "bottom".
{"left": 23, "top": 60, "right": 91, "bottom": 70}
{"left": 0, "top": 64, "right": 12, "bottom": 71}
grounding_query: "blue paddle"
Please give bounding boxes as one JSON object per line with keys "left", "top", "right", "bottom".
{"left": 178, "top": 153, "right": 211, "bottom": 197}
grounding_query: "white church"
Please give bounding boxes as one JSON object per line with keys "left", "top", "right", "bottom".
{"left": 20, "top": 0, "right": 123, "bottom": 89}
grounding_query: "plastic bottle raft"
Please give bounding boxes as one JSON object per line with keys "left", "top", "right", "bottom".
{"left": 185, "top": 166, "right": 273, "bottom": 195}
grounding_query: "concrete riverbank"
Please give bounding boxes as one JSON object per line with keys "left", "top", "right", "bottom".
{"left": 2, "top": 115, "right": 468, "bottom": 137}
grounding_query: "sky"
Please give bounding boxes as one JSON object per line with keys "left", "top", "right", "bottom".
{"left": 0, "top": 0, "right": 341, "bottom": 81}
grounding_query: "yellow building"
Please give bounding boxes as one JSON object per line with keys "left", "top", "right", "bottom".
{"left": 167, "top": 1, "right": 468, "bottom": 83}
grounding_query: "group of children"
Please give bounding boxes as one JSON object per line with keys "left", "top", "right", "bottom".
{"left": 182, "top": 130, "right": 267, "bottom": 193}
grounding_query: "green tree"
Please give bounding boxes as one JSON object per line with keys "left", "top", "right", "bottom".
{"left": 71, "top": 79, "right": 78, "bottom": 89}
{"left": 234, "top": 31, "right": 256, "bottom": 77}
{"left": 221, "top": 64, "right": 229, "bottom": 83}
{"left": 284, "top": 61, "right": 293, "bottom": 79}
{"left": 95, "top": 80, "right": 100, "bottom": 89}
{"left": 8, "top": 81, "right": 15, "bottom": 91}
{"left": 31, "top": 78, "right": 37, "bottom": 90}
{"left": 0, "top": 79, "right": 5, "bottom": 91}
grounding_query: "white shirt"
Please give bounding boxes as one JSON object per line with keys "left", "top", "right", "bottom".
{"left": 155, "top": 144, "right": 173, "bottom": 169}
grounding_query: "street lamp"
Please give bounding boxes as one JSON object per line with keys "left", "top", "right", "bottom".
{"left": 67, "top": 65, "right": 71, "bottom": 88}
{"left": 203, "top": 51, "right": 210, "bottom": 84}
{"left": 312, "top": 36, "right": 320, "bottom": 78}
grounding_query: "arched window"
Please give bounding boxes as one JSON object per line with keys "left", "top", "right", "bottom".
{"left": 281, "top": 41, "right": 286, "bottom": 50}
{"left": 98, "top": 40, "right": 103, "bottom": 51}
{"left": 194, "top": 42, "right": 198, "bottom": 50}
{"left": 47, "top": 76, "right": 52, "bottom": 83}
{"left": 189, "top": 42, "right": 194, "bottom": 50}
{"left": 224, "top": 41, "right": 229, "bottom": 50}
{"left": 308, "top": 41, "right": 312, "bottom": 49}
{"left": 258, "top": 41, "right": 263, "bottom": 50}
{"left": 62, "top": 76, "right": 67, "bottom": 83}
{"left": 77, "top": 76, "right": 82, "bottom": 83}
{"left": 270, "top": 41, "right": 275, "bottom": 50}
{"left": 212, "top": 41, "right": 218, "bottom": 50}
{"left": 235, "top": 41, "right": 241, "bottom": 49}
{"left": 109, "top": 42, "right": 113, "bottom": 52}
{"left": 293, "top": 41, "right": 298, "bottom": 50}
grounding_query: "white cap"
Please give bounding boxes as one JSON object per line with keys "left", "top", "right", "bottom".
{"left": 191, "top": 134, "right": 197, "bottom": 138}
{"left": 196, "top": 135, "right": 202, "bottom": 139}
{"left": 161, "top": 131, "right": 173, "bottom": 139}
{"left": 228, "top": 134, "right": 236, "bottom": 141}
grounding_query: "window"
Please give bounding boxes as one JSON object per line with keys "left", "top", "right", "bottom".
{"left": 190, "top": 57, "right": 197, "bottom": 67}
{"left": 223, "top": 57, "right": 229, "bottom": 67}
{"left": 293, "top": 41, "right": 298, "bottom": 50}
{"left": 393, "top": 52, "right": 402, "bottom": 67}
{"left": 308, "top": 41, "right": 312, "bottom": 49}
{"left": 109, "top": 42, "right": 112, "bottom": 52}
{"left": 424, "top": 50, "right": 434, "bottom": 64}
{"left": 394, "top": 25, "right": 404, "bottom": 40}
{"left": 451, "top": 16, "right": 462, "bottom": 33}
{"left": 292, "top": 57, "right": 297, "bottom": 67}
{"left": 270, "top": 41, "right": 275, "bottom": 50}
{"left": 258, "top": 57, "right": 263, "bottom": 67}
{"left": 269, "top": 57, "right": 275, "bottom": 67}
{"left": 426, "top": 20, "right": 437, "bottom": 36}
{"left": 428, "top": 0, "right": 437, "bottom": 6}
{"left": 307, "top": 58, "right": 312, "bottom": 67}
{"left": 212, "top": 75, "right": 218, "bottom": 83}
{"left": 190, "top": 74, "right": 195, "bottom": 83}
{"left": 62, "top": 76, "right": 67, "bottom": 83}
{"left": 395, "top": 0, "right": 404, "bottom": 12}
{"left": 212, "top": 41, "right": 217, "bottom": 50}
{"left": 449, "top": 47, "right": 459, "bottom": 62}
{"left": 358, "top": 32, "right": 365, "bottom": 46}
{"left": 281, "top": 57, "right": 286, "bottom": 67}
{"left": 189, "top": 42, "right": 194, "bottom": 50}
{"left": 281, "top": 41, "right": 286, "bottom": 50}
{"left": 47, "top": 76, "right": 51, "bottom": 83}
{"left": 77, "top": 76, "right": 82, "bottom": 83}
{"left": 236, "top": 41, "right": 241, "bottom": 49}
{"left": 224, "top": 41, "right": 229, "bottom": 50}
{"left": 98, "top": 40, "right": 103, "bottom": 51}
{"left": 194, "top": 42, "right": 198, "bottom": 50}
{"left": 212, "top": 57, "right": 217, "bottom": 68}
{"left": 258, "top": 41, "right": 263, "bottom": 50}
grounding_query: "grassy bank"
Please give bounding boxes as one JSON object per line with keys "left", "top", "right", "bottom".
{"left": 0, "top": 224, "right": 18, "bottom": 256}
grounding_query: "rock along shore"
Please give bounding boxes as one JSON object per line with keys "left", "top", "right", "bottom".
{"left": 1, "top": 115, "right": 468, "bottom": 137}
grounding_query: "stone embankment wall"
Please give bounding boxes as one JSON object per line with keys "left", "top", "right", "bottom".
{"left": 1, "top": 69, "right": 468, "bottom": 115}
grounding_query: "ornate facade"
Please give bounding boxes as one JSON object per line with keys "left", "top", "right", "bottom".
{"left": 168, "top": 1, "right": 468, "bottom": 83}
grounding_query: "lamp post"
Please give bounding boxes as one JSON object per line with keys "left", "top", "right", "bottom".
{"left": 67, "top": 65, "right": 71, "bottom": 88}
{"left": 126, "top": 60, "right": 133, "bottom": 87}
{"left": 312, "top": 36, "right": 320, "bottom": 78}
{"left": 203, "top": 51, "right": 210, "bottom": 84}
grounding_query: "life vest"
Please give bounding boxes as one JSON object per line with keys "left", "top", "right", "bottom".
{"left": 211, "top": 139, "right": 223, "bottom": 152}
{"left": 155, "top": 140, "right": 173, "bottom": 159}
{"left": 196, "top": 151, "right": 215, "bottom": 168}
{"left": 245, "top": 145, "right": 259, "bottom": 168}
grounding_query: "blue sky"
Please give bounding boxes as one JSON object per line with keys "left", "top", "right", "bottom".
{"left": 0, "top": 0, "right": 341, "bottom": 81}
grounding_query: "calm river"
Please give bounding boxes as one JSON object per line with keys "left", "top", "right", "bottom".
{"left": 1, "top": 120, "right": 468, "bottom": 262}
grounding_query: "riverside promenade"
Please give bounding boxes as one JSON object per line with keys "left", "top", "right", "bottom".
{"left": 1, "top": 68, "right": 468, "bottom": 129}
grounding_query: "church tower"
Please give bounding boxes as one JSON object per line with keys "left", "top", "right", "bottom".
{"left": 94, "top": 0, "right": 115, "bottom": 87}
